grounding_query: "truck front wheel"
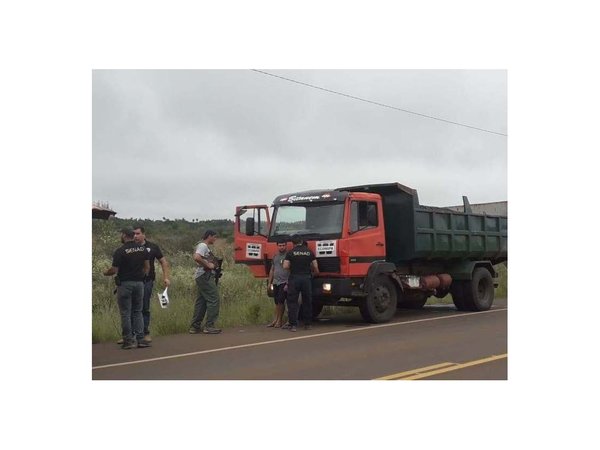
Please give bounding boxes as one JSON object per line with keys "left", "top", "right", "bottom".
{"left": 359, "top": 275, "right": 398, "bottom": 323}
{"left": 299, "top": 300, "right": 325, "bottom": 321}
{"left": 462, "top": 268, "right": 494, "bottom": 311}
{"left": 311, "top": 301, "right": 324, "bottom": 319}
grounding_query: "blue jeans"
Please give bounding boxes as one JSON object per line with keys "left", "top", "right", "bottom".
{"left": 117, "top": 281, "right": 144, "bottom": 343}
{"left": 286, "top": 275, "right": 312, "bottom": 326}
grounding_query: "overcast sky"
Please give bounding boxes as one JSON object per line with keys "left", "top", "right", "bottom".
{"left": 92, "top": 70, "right": 506, "bottom": 220}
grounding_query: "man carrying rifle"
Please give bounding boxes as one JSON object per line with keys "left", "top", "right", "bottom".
{"left": 189, "top": 230, "right": 222, "bottom": 335}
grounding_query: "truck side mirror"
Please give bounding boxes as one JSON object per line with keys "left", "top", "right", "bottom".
{"left": 245, "top": 217, "right": 255, "bottom": 236}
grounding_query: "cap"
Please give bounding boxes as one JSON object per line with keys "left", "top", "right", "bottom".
{"left": 291, "top": 234, "right": 302, "bottom": 244}
{"left": 120, "top": 228, "right": 135, "bottom": 238}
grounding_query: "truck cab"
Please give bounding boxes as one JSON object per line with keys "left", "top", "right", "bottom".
{"left": 234, "top": 190, "right": 386, "bottom": 276}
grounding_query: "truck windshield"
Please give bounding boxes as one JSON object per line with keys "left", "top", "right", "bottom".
{"left": 270, "top": 203, "right": 345, "bottom": 239}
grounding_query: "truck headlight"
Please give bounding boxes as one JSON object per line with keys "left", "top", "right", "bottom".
{"left": 322, "top": 283, "right": 332, "bottom": 293}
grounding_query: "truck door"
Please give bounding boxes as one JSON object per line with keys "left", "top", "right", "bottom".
{"left": 234, "top": 205, "right": 271, "bottom": 277}
{"left": 346, "top": 196, "right": 386, "bottom": 277}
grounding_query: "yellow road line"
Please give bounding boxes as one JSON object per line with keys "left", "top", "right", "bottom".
{"left": 378, "top": 353, "right": 508, "bottom": 380}
{"left": 376, "top": 362, "right": 456, "bottom": 380}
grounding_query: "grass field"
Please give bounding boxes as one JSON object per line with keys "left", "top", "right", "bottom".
{"left": 92, "top": 239, "right": 274, "bottom": 343}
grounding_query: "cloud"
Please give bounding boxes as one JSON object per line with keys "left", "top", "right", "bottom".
{"left": 93, "top": 70, "right": 506, "bottom": 219}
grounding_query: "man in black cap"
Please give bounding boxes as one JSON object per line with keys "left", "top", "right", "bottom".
{"left": 189, "top": 230, "right": 222, "bottom": 334}
{"left": 283, "top": 234, "right": 319, "bottom": 331}
{"left": 104, "top": 228, "right": 151, "bottom": 349}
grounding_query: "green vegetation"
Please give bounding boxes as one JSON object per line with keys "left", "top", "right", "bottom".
{"left": 92, "top": 218, "right": 275, "bottom": 343}
{"left": 495, "top": 263, "right": 508, "bottom": 298}
{"left": 92, "top": 218, "right": 508, "bottom": 342}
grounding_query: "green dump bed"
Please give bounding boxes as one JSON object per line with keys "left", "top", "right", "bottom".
{"left": 338, "top": 182, "right": 507, "bottom": 265}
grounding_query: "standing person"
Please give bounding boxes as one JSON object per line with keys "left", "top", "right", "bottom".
{"left": 132, "top": 225, "right": 171, "bottom": 343}
{"left": 103, "top": 228, "right": 151, "bottom": 349}
{"left": 267, "top": 240, "right": 289, "bottom": 328}
{"left": 283, "top": 234, "right": 319, "bottom": 332}
{"left": 189, "top": 230, "right": 222, "bottom": 334}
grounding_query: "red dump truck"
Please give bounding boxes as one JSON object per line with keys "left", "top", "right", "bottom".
{"left": 234, "top": 182, "right": 507, "bottom": 323}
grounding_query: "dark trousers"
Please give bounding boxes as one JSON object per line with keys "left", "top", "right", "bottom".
{"left": 191, "top": 272, "right": 220, "bottom": 329}
{"left": 129, "top": 279, "right": 153, "bottom": 335}
{"left": 141, "top": 279, "right": 154, "bottom": 335}
{"left": 286, "top": 275, "right": 312, "bottom": 326}
{"left": 117, "top": 281, "right": 144, "bottom": 343}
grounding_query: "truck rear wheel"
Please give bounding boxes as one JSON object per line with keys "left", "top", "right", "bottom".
{"left": 462, "top": 268, "right": 494, "bottom": 311}
{"left": 359, "top": 275, "right": 397, "bottom": 323}
{"left": 450, "top": 282, "right": 468, "bottom": 311}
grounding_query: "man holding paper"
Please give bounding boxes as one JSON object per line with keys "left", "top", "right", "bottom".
{"left": 132, "top": 225, "right": 171, "bottom": 343}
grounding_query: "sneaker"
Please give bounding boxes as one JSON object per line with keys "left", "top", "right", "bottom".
{"left": 137, "top": 339, "right": 152, "bottom": 348}
{"left": 116, "top": 338, "right": 124, "bottom": 345}
{"left": 281, "top": 323, "right": 292, "bottom": 329}
{"left": 121, "top": 340, "right": 137, "bottom": 350}
{"left": 143, "top": 334, "right": 152, "bottom": 342}
{"left": 290, "top": 326, "right": 297, "bottom": 332}
{"left": 189, "top": 326, "right": 202, "bottom": 334}
{"left": 203, "top": 327, "right": 222, "bottom": 334}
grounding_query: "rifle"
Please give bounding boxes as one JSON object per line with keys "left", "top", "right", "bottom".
{"left": 205, "top": 253, "right": 224, "bottom": 285}
{"left": 214, "top": 258, "right": 224, "bottom": 285}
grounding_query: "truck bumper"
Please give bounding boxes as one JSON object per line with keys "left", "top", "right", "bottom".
{"left": 312, "top": 277, "right": 364, "bottom": 299}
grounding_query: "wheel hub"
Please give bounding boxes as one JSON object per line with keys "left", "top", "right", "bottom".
{"left": 373, "top": 286, "right": 391, "bottom": 312}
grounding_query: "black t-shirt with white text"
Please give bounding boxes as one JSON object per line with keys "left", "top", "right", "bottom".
{"left": 142, "top": 240, "right": 164, "bottom": 280}
{"left": 111, "top": 241, "right": 149, "bottom": 282}
{"left": 284, "top": 244, "right": 316, "bottom": 276}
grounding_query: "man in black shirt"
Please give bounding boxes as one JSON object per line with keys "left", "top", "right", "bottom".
{"left": 133, "top": 225, "right": 170, "bottom": 342}
{"left": 283, "top": 234, "right": 319, "bottom": 331}
{"left": 104, "top": 228, "right": 151, "bottom": 349}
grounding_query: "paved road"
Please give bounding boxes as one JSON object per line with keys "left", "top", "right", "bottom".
{"left": 92, "top": 297, "right": 507, "bottom": 380}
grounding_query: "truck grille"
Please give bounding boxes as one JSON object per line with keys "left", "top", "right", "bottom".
{"left": 317, "top": 257, "right": 340, "bottom": 273}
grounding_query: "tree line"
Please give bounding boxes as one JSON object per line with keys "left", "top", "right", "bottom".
{"left": 92, "top": 217, "right": 235, "bottom": 257}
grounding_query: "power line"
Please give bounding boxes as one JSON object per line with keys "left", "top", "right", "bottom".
{"left": 251, "top": 69, "right": 507, "bottom": 137}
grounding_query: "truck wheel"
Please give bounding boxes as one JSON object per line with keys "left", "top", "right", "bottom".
{"left": 359, "top": 275, "right": 398, "bottom": 323}
{"left": 312, "top": 301, "right": 324, "bottom": 319}
{"left": 299, "top": 301, "right": 324, "bottom": 320}
{"left": 450, "top": 282, "right": 468, "bottom": 311}
{"left": 462, "top": 268, "right": 494, "bottom": 311}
